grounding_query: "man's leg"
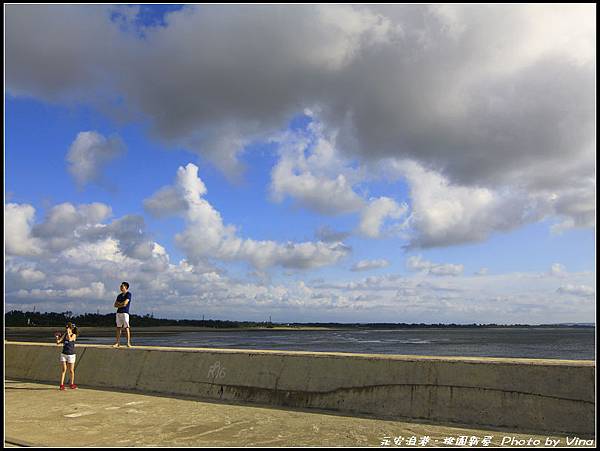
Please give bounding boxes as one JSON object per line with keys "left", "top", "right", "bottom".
{"left": 114, "top": 313, "right": 124, "bottom": 347}
{"left": 114, "top": 327, "right": 122, "bottom": 347}
{"left": 123, "top": 314, "right": 132, "bottom": 347}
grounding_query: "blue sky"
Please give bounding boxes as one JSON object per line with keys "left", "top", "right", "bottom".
{"left": 5, "top": 5, "right": 595, "bottom": 323}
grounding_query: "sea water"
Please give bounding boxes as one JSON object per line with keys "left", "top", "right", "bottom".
{"left": 75, "top": 327, "right": 595, "bottom": 359}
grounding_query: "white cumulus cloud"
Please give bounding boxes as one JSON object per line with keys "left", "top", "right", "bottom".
{"left": 270, "top": 123, "right": 365, "bottom": 215}
{"left": 406, "top": 255, "right": 464, "bottom": 277}
{"left": 358, "top": 196, "right": 408, "bottom": 238}
{"left": 556, "top": 285, "right": 594, "bottom": 298}
{"left": 351, "top": 259, "right": 390, "bottom": 272}
{"left": 146, "top": 163, "right": 351, "bottom": 270}
{"left": 5, "top": 203, "right": 43, "bottom": 256}
{"left": 66, "top": 131, "right": 126, "bottom": 187}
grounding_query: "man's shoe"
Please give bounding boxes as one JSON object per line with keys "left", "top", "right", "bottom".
{"left": 112, "top": 343, "right": 120, "bottom": 348}
{"left": 59, "top": 384, "right": 65, "bottom": 390}
{"left": 69, "top": 384, "right": 78, "bottom": 390}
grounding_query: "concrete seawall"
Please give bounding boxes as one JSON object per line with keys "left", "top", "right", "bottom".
{"left": 5, "top": 342, "right": 595, "bottom": 435}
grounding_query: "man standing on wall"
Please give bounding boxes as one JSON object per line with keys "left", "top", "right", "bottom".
{"left": 113, "top": 282, "right": 132, "bottom": 348}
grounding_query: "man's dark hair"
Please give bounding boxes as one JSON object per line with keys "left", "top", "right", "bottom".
{"left": 121, "top": 282, "right": 130, "bottom": 289}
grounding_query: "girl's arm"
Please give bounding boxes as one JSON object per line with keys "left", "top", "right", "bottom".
{"left": 56, "top": 333, "right": 65, "bottom": 344}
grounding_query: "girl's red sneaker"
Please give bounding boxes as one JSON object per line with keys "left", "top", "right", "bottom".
{"left": 59, "top": 384, "right": 66, "bottom": 390}
{"left": 69, "top": 384, "right": 78, "bottom": 389}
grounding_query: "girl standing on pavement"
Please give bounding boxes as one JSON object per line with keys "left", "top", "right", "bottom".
{"left": 56, "top": 322, "right": 79, "bottom": 390}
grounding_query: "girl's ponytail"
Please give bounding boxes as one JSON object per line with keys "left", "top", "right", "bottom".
{"left": 66, "top": 322, "right": 79, "bottom": 336}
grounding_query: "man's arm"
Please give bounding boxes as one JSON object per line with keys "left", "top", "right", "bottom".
{"left": 114, "top": 294, "right": 130, "bottom": 308}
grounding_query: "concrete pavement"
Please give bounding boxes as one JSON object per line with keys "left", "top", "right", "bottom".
{"left": 5, "top": 380, "right": 592, "bottom": 447}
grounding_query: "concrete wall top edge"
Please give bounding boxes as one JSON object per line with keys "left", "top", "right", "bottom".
{"left": 4, "top": 341, "right": 595, "bottom": 366}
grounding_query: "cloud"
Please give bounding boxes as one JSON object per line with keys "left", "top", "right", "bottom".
{"left": 142, "top": 186, "right": 188, "bottom": 218}
{"left": 269, "top": 122, "right": 365, "bottom": 215}
{"left": 66, "top": 131, "right": 126, "bottom": 187}
{"left": 6, "top": 263, "right": 46, "bottom": 286}
{"left": 271, "top": 163, "right": 363, "bottom": 215}
{"left": 351, "top": 259, "right": 390, "bottom": 272}
{"left": 4, "top": 227, "right": 595, "bottom": 324}
{"left": 556, "top": 284, "right": 594, "bottom": 298}
{"left": 328, "top": 5, "right": 595, "bottom": 189}
{"left": 550, "top": 182, "right": 596, "bottom": 234}
{"left": 270, "top": 118, "right": 559, "bottom": 248}
{"left": 271, "top": 120, "right": 409, "bottom": 240}
{"left": 428, "top": 265, "right": 465, "bottom": 277}
{"left": 358, "top": 196, "right": 408, "bottom": 238}
{"left": 6, "top": 5, "right": 595, "bottom": 246}
{"left": 5, "top": 203, "right": 43, "bottom": 256}
{"left": 6, "top": 201, "right": 163, "bottom": 267}
{"left": 7, "top": 4, "right": 395, "bottom": 178}
{"left": 32, "top": 202, "right": 112, "bottom": 252}
{"left": 19, "top": 267, "right": 46, "bottom": 283}
{"left": 550, "top": 263, "right": 567, "bottom": 277}
{"left": 65, "top": 282, "right": 107, "bottom": 299}
{"left": 103, "top": 215, "right": 156, "bottom": 260}
{"left": 315, "top": 225, "right": 351, "bottom": 243}
{"left": 406, "top": 255, "right": 464, "bottom": 276}
{"left": 288, "top": 269, "right": 595, "bottom": 323}
{"left": 145, "top": 163, "right": 351, "bottom": 270}
{"left": 385, "top": 159, "right": 559, "bottom": 248}
{"left": 14, "top": 282, "right": 107, "bottom": 302}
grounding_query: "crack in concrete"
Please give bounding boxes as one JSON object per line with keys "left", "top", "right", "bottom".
{"left": 202, "top": 381, "right": 594, "bottom": 405}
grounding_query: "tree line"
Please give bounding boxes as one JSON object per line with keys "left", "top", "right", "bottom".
{"left": 4, "top": 310, "right": 592, "bottom": 328}
{"left": 4, "top": 310, "right": 274, "bottom": 328}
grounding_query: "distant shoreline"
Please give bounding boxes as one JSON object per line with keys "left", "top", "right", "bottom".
{"left": 6, "top": 310, "right": 595, "bottom": 330}
{"left": 5, "top": 324, "right": 595, "bottom": 331}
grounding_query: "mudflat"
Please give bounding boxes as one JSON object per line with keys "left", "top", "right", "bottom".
{"left": 5, "top": 325, "right": 336, "bottom": 341}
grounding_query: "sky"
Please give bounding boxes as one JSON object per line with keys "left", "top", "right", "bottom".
{"left": 4, "top": 4, "right": 596, "bottom": 324}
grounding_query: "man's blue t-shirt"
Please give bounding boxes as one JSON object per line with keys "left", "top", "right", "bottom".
{"left": 116, "top": 292, "right": 132, "bottom": 314}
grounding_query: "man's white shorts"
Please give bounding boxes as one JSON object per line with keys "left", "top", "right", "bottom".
{"left": 60, "top": 353, "right": 76, "bottom": 364}
{"left": 116, "top": 313, "right": 130, "bottom": 328}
